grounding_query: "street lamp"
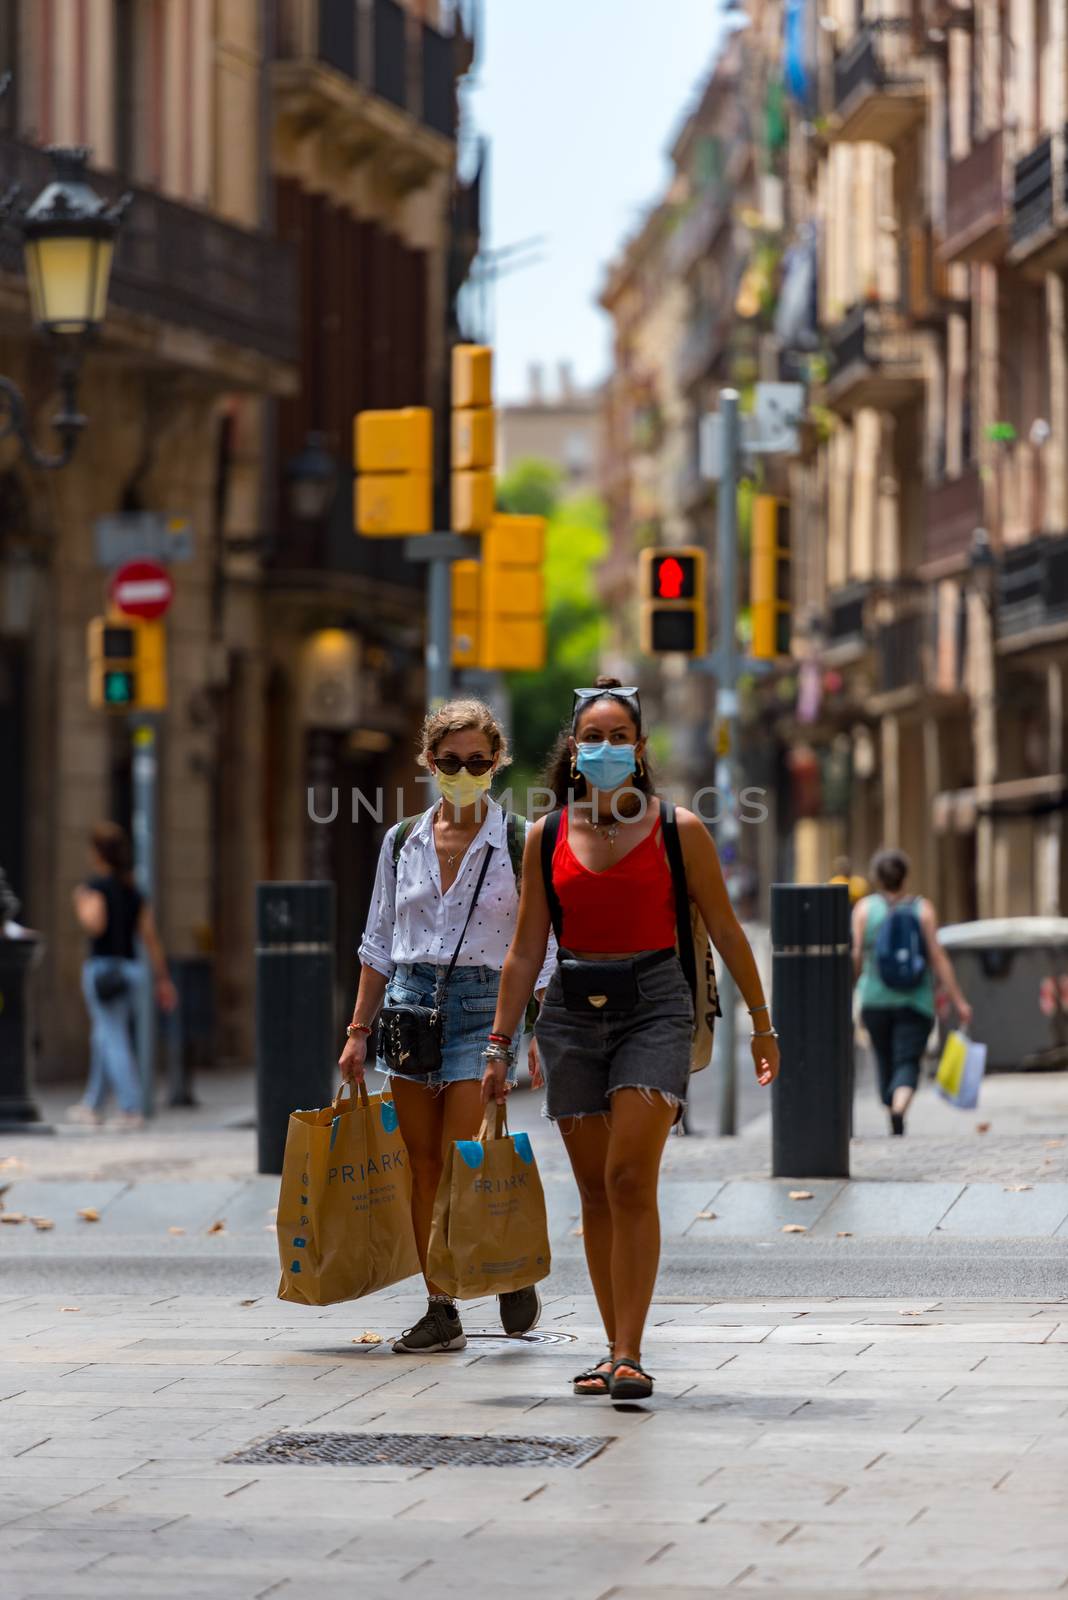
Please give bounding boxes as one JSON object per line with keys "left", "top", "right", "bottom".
{"left": 969, "top": 524, "right": 998, "bottom": 612}
{"left": 285, "top": 431, "right": 339, "bottom": 522}
{"left": 0, "top": 144, "right": 129, "bottom": 470}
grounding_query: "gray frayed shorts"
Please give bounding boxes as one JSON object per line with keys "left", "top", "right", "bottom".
{"left": 534, "top": 951, "right": 694, "bottom": 1121}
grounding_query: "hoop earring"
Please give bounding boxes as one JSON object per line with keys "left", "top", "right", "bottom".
{"left": 636, "top": 756, "right": 645, "bottom": 777}
{"left": 569, "top": 758, "right": 579, "bottom": 780}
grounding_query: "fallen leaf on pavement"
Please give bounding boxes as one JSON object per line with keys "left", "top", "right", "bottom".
{"left": 77, "top": 1208, "right": 100, "bottom": 1222}
{"left": 1045, "top": 1138, "right": 1065, "bottom": 1149}
{"left": 836, "top": 1231, "right": 853, "bottom": 1238}
{"left": 167, "top": 1226, "right": 186, "bottom": 1236}
{"left": 60, "top": 1306, "right": 80, "bottom": 1313}
{"left": 1, "top": 1213, "right": 27, "bottom": 1225}
{"left": 352, "top": 1332, "right": 382, "bottom": 1345}
{"left": 31, "top": 1217, "right": 54, "bottom": 1231}
{"left": 0, "top": 1156, "right": 23, "bottom": 1170}
{"left": 570, "top": 1226, "right": 583, "bottom": 1237}
{"left": 788, "top": 1190, "right": 814, "bottom": 1201}
{"left": 899, "top": 1309, "right": 923, "bottom": 1316}
{"left": 781, "top": 1224, "right": 807, "bottom": 1234}
{"left": 240, "top": 1299, "right": 258, "bottom": 1307}
{"left": 1004, "top": 1184, "right": 1033, "bottom": 1193}
{"left": 975, "top": 1122, "right": 991, "bottom": 1134}
{"left": 206, "top": 1220, "right": 226, "bottom": 1235}
{"left": 695, "top": 1211, "right": 718, "bottom": 1220}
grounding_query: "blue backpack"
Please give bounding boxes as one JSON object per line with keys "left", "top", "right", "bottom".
{"left": 874, "top": 897, "right": 927, "bottom": 990}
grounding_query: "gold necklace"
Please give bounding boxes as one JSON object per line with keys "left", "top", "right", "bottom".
{"left": 584, "top": 815, "right": 621, "bottom": 845}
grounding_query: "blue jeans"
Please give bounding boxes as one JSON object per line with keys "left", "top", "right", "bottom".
{"left": 81, "top": 958, "right": 143, "bottom": 1114}
{"left": 381, "top": 963, "right": 517, "bottom": 1088}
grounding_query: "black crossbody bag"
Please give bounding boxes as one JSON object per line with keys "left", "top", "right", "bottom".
{"left": 377, "top": 844, "right": 495, "bottom": 1077}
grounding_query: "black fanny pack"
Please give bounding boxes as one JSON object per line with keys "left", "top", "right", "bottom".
{"left": 558, "top": 948, "right": 674, "bottom": 1015}
{"left": 93, "top": 960, "right": 129, "bottom": 1003}
{"left": 378, "top": 843, "right": 494, "bottom": 1078}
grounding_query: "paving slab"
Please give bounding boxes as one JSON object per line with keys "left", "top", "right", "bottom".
{"left": 681, "top": 1179, "right": 844, "bottom": 1236}
{"left": 935, "top": 1184, "right": 1068, "bottom": 1237}
{"left": 810, "top": 1182, "right": 964, "bottom": 1238}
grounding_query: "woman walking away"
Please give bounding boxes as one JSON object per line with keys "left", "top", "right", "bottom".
{"left": 484, "top": 679, "right": 779, "bottom": 1403}
{"left": 339, "top": 699, "right": 554, "bottom": 1354}
{"left": 853, "top": 847, "right": 972, "bottom": 1136}
{"left": 72, "top": 822, "right": 176, "bottom": 1129}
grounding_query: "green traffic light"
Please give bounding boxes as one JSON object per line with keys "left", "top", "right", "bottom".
{"left": 104, "top": 670, "right": 135, "bottom": 705}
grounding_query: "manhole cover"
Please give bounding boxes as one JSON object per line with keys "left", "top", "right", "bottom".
{"left": 465, "top": 1330, "right": 578, "bottom": 1348}
{"left": 226, "top": 1430, "right": 610, "bottom": 1469}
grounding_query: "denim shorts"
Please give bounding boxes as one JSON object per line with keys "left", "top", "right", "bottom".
{"left": 534, "top": 950, "right": 693, "bottom": 1121}
{"left": 379, "top": 963, "right": 517, "bottom": 1089}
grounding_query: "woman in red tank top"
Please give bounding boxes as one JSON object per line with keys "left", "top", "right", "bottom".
{"left": 484, "top": 680, "right": 779, "bottom": 1402}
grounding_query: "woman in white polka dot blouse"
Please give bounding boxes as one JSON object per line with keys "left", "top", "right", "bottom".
{"left": 339, "top": 698, "right": 555, "bottom": 1355}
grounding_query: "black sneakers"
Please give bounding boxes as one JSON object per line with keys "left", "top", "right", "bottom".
{"left": 499, "top": 1285, "right": 542, "bottom": 1337}
{"left": 890, "top": 1111, "right": 905, "bottom": 1136}
{"left": 391, "top": 1303, "right": 467, "bottom": 1354}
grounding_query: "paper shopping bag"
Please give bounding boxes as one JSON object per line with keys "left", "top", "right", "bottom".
{"left": 936, "top": 1030, "right": 988, "bottom": 1110}
{"left": 427, "top": 1102, "right": 551, "bottom": 1300}
{"left": 277, "top": 1083, "right": 419, "bottom": 1306}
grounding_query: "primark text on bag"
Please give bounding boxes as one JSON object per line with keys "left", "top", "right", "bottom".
{"left": 427, "top": 1101, "right": 551, "bottom": 1300}
{"left": 277, "top": 1082, "right": 419, "bottom": 1306}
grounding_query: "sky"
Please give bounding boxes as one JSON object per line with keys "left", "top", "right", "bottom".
{"left": 466, "top": 0, "right": 731, "bottom": 404}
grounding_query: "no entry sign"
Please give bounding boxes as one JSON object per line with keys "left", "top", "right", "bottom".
{"left": 109, "top": 560, "right": 174, "bottom": 621}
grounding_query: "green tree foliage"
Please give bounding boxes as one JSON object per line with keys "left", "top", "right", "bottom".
{"left": 496, "top": 459, "right": 608, "bottom": 790}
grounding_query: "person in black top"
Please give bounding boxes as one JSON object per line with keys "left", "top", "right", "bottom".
{"left": 71, "top": 822, "right": 176, "bottom": 1128}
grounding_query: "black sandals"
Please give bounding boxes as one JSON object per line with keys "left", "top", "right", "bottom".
{"left": 572, "top": 1356, "right": 614, "bottom": 1397}
{"left": 610, "top": 1356, "right": 654, "bottom": 1401}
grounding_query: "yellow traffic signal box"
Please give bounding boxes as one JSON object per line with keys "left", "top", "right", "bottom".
{"left": 451, "top": 558, "right": 481, "bottom": 668}
{"left": 88, "top": 615, "right": 167, "bottom": 712}
{"left": 451, "top": 344, "right": 495, "bottom": 533}
{"left": 639, "top": 545, "right": 707, "bottom": 655}
{"left": 751, "top": 495, "right": 791, "bottom": 660}
{"left": 354, "top": 405, "right": 433, "bottom": 536}
{"left": 479, "top": 513, "right": 547, "bottom": 672}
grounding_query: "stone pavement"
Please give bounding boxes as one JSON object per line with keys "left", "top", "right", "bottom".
{"left": 0, "top": 1288, "right": 1065, "bottom": 1600}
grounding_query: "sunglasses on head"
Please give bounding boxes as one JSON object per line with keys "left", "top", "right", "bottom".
{"left": 572, "top": 686, "right": 641, "bottom": 727}
{"left": 433, "top": 753, "right": 496, "bottom": 776}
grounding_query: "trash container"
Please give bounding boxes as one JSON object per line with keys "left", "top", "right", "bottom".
{"left": 164, "top": 956, "right": 215, "bottom": 1107}
{"left": 0, "top": 929, "right": 50, "bottom": 1133}
{"left": 937, "top": 917, "right": 1068, "bottom": 1070}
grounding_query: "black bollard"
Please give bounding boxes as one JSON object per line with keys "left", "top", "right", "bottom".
{"left": 255, "top": 882, "right": 336, "bottom": 1175}
{"left": 771, "top": 882, "right": 852, "bottom": 1179}
{"left": 0, "top": 931, "right": 52, "bottom": 1134}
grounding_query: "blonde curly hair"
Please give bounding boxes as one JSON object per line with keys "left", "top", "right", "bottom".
{"left": 416, "top": 698, "right": 512, "bottom": 770}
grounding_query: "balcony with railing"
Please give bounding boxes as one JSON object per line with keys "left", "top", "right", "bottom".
{"left": 998, "top": 533, "right": 1068, "bottom": 645}
{"left": 675, "top": 308, "right": 727, "bottom": 391}
{"left": 823, "top": 581, "right": 872, "bottom": 661}
{"left": 923, "top": 463, "right": 982, "bottom": 569}
{"left": 667, "top": 183, "right": 728, "bottom": 278}
{"left": 831, "top": 13, "right": 925, "bottom": 146}
{"left": 824, "top": 302, "right": 926, "bottom": 413}
{"left": 274, "top": 0, "right": 460, "bottom": 178}
{"left": 1009, "top": 128, "right": 1068, "bottom": 270}
{"left": 942, "top": 131, "right": 1009, "bottom": 264}
{"left": 0, "top": 135, "right": 297, "bottom": 379}
{"left": 873, "top": 607, "right": 926, "bottom": 696}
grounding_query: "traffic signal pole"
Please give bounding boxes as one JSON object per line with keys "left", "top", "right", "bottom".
{"left": 714, "top": 388, "right": 740, "bottom": 1140}
{"left": 404, "top": 534, "right": 481, "bottom": 708}
{"left": 130, "top": 715, "right": 160, "bottom": 1118}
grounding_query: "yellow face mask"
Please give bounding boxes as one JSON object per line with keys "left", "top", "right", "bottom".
{"left": 435, "top": 767, "right": 494, "bottom": 809}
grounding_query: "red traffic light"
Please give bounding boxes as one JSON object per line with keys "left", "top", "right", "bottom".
{"left": 650, "top": 552, "right": 698, "bottom": 601}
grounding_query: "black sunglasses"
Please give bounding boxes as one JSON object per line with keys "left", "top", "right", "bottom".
{"left": 434, "top": 754, "right": 495, "bottom": 776}
{"left": 572, "top": 686, "right": 641, "bottom": 727}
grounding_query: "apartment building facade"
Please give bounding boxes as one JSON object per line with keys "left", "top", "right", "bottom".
{"left": 0, "top": 0, "right": 479, "bottom": 1077}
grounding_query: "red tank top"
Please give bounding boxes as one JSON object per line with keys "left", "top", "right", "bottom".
{"left": 552, "top": 809, "right": 677, "bottom": 953}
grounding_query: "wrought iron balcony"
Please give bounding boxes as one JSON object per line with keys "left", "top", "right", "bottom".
{"left": 998, "top": 533, "right": 1068, "bottom": 640}
{"left": 831, "top": 16, "right": 924, "bottom": 146}
{"left": 274, "top": 0, "right": 459, "bottom": 158}
{"left": 825, "top": 582, "right": 871, "bottom": 649}
{"left": 874, "top": 608, "right": 927, "bottom": 695}
{"left": 824, "top": 303, "right": 926, "bottom": 413}
{"left": 675, "top": 309, "right": 727, "bottom": 391}
{"left": 942, "top": 131, "right": 1009, "bottom": 264}
{"left": 0, "top": 135, "right": 297, "bottom": 373}
{"left": 1011, "top": 134, "right": 1055, "bottom": 251}
{"left": 924, "top": 464, "right": 983, "bottom": 568}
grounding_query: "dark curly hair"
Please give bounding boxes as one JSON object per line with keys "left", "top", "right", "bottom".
{"left": 543, "top": 677, "right": 655, "bottom": 808}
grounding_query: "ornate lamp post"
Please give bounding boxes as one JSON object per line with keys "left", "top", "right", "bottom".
{"left": 0, "top": 143, "right": 129, "bottom": 470}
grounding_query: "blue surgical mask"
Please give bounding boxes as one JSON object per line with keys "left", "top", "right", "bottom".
{"left": 575, "top": 742, "right": 637, "bottom": 791}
